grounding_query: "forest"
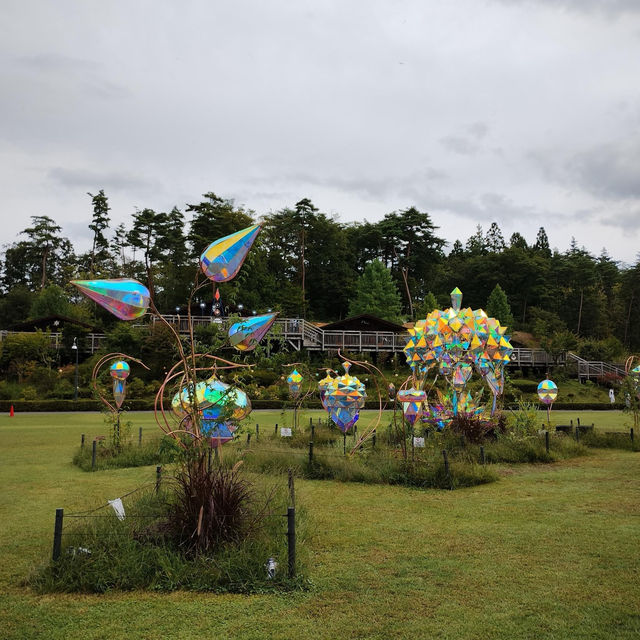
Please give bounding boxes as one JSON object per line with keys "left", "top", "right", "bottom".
{"left": 1, "top": 189, "right": 639, "bottom": 364}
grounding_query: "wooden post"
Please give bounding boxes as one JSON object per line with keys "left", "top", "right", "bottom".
{"left": 81, "top": 433, "right": 85, "bottom": 448}
{"left": 308, "top": 441, "right": 314, "bottom": 463}
{"left": 274, "top": 423, "right": 278, "bottom": 436}
{"left": 288, "top": 468, "right": 295, "bottom": 508}
{"left": 52, "top": 508, "right": 63, "bottom": 561}
{"left": 256, "top": 423, "right": 259, "bottom": 439}
{"left": 247, "top": 433, "right": 251, "bottom": 446}
{"left": 309, "top": 417, "right": 313, "bottom": 427}
{"left": 480, "top": 446, "right": 485, "bottom": 465}
{"left": 287, "top": 507, "right": 296, "bottom": 578}
{"left": 311, "top": 423, "right": 315, "bottom": 441}
{"left": 631, "top": 428, "right": 634, "bottom": 444}
{"left": 155, "top": 466, "right": 162, "bottom": 493}
{"left": 545, "top": 430, "right": 550, "bottom": 454}
{"left": 91, "top": 440, "right": 97, "bottom": 471}
{"left": 138, "top": 427, "right": 143, "bottom": 446}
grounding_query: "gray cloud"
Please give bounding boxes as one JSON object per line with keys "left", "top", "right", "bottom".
{"left": 47, "top": 167, "right": 155, "bottom": 193}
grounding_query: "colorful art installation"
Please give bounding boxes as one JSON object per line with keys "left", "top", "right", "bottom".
{"left": 287, "top": 369, "right": 303, "bottom": 399}
{"left": 200, "top": 224, "right": 261, "bottom": 283}
{"left": 537, "top": 379, "right": 558, "bottom": 424}
{"left": 323, "top": 362, "right": 367, "bottom": 433}
{"left": 397, "top": 388, "right": 426, "bottom": 426}
{"left": 228, "top": 312, "right": 278, "bottom": 351}
{"left": 72, "top": 279, "right": 150, "bottom": 321}
{"left": 318, "top": 371, "right": 336, "bottom": 410}
{"left": 171, "top": 375, "right": 251, "bottom": 445}
{"left": 110, "top": 360, "right": 130, "bottom": 410}
{"left": 388, "top": 383, "right": 396, "bottom": 400}
{"left": 403, "top": 287, "right": 513, "bottom": 426}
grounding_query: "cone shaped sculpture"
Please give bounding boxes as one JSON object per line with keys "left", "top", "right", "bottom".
{"left": 200, "top": 224, "right": 261, "bottom": 282}
{"left": 72, "top": 279, "right": 150, "bottom": 321}
{"left": 229, "top": 312, "right": 278, "bottom": 351}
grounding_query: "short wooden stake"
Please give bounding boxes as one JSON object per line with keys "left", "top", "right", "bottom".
{"left": 480, "top": 446, "right": 485, "bottom": 465}
{"left": 91, "top": 440, "right": 97, "bottom": 471}
{"left": 311, "top": 423, "right": 315, "bottom": 440}
{"left": 630, "top": 427, "right": 634, "bottom": 443}
{"left": 256, "top": 423, "right": 259, "bottom": 439}
{"left": 545, "top": 430, "right": 550, "bottom": 454}
{"left": 81, "top": 433, "right": 85, "bottom": 448}
{"left": 308, "top": 441, "right": 314, "bottom": 463}
{"left": 155, "top": 466, "right": 162, "bottom": 493}
{"left": 138, "top": 426, "right": 143, "bottom": 446}
{"left": 274, "top": 423, "right": 278, "bottom": 436}
{"left": 247, "top": 433, "right": 251, "bottom": 445}
{"left": 343, "top": 432, "right": 347, "bottom": 455}
{"left": 52, "top": 508, "right": 63, "bottom": 561}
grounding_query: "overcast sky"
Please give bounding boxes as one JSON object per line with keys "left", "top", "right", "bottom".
{"left": 1, "top": 0, "right": 639, "bottom": 263}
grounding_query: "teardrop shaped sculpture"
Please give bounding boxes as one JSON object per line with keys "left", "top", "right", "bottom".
{"left": 200, "top": 224, "right": 261, "bottom": 282}
{"left": 110, "top": 360, "right": 130, "bottom": 409}
{"left": 72, "top": 279, "right": 150, "bottom": 321}
{"left": 287, "top": 369, "right": 303, "bottom": 399}
{"left": 229, "top": 312, "right": 278, "bottom": 351}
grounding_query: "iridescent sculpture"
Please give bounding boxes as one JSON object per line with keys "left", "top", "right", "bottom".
{"left": 287, "top": 369, "right": 303, "bottom": 399}
{"left": 318, "top": 371, "right": 336, "bottom": 410}
{"left": 72, "top": 279, "right": 150, "bottom": 321}
{"left": 229, "top": 312, "right": 278, "bottom": 352}
{"left": 110, "top": 360, "right": 130, "bottom": 409}
{"left": 537, "top": 378, "right": 558, "bottom": 424}
{"left": 404, "top": 287, "right": 513, "bottom": 422}
{"left": 200, "top": 224, "right": 261, "bottom": 283}
{"left": 397, "top": 388, "right": 426, "bottom": 426}
{"left": 324, "top": 362, "right": 367, "bottom": 433}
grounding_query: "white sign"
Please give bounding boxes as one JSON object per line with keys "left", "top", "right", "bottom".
{"left": 280, "top": 428, "right": 292, "bottom": 437}
{"left": 413, "top": 437, "right": 425, "bottom": 448}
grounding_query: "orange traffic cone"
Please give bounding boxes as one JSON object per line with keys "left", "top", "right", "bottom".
{"left": 10, "top": 405, "right": 14, "bottom": 417}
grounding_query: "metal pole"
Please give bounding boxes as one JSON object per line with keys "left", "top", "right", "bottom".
{"left": 343, "top": 433, "right": 346, "bottom": 455}
{"left": 372, "top": 430, "right": 376, "bottom": 449}
{"left": 52, "top": 508, "right": 63, "bottom": 561}
{"left": 288, "top": 468, "right": 295, "bottom": 508}
{"left": 73, "top": 342, "right": 79, "bottom": 402}
{"left": 308, "top": 441, "right": 314, "bottom": 463}
{"left": 256, "top": 423, "right": 259, "bottom": 439}
{"left": 139, "top": 426, "right": 142, "bottom": 446}
{"left": 311, "top": 423, "right": 315, "bottom": 441}
{"left": 247, "top": 433, "right": 251, "bottom": 446}
{"left": 287, "top": 507, "right": 296, "bottom": 578}
{"left": 631, "top": 427, "right": 634, "bottom": 444}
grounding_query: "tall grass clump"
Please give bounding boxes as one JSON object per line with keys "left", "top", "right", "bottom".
{"left": 72, "top": 436, "right": 179, "bottom": 471}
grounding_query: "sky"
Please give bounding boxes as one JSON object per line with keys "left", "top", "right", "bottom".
{"left": 1, "top": 0, "right": 639, "bottom": 263}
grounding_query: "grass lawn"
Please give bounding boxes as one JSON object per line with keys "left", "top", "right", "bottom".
{"left": 1, "top": 411, "right": 639, "bottom": 639}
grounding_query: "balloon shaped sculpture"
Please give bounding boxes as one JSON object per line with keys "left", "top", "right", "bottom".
{"left": 72, "top": 279, "right": 150, "bottom": 321}
{"left": 324, "top": 362, "right": 367, "bottom": 433}
{"left": 110, "top": 360, "right": 130, "bottom": 409}
{"left": 404, "top": 287, "right": 513, "bottom": 428}
{"left": 537, "top": 378, "right": 558, "bottom": 424}
{"left": 228, "top": 312, "right": 278, "bottom": 351}
{"left": 171, "top": 375, "right": 251, "bottom": 445}
{"left": 200, "top": 224, "right": 261, "bottom": 282}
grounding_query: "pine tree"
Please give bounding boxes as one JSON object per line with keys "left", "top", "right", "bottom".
{"left": 533, "top": 227, "right": 551, "bottom": 256}
{"left": 87, "top": 189, "right": 110, "bottom": 275}
{"left": 417, "top": 291, "right": 438, "bottom": 317}
{"left": 485, "top": 222, "right": 506, "bottom": 252}
{"left": 486, "top": 283, "right": 514, "bottom": 328}
{"left": 509, "top": 232, "right": 528, "bottom": 249}
{"left": 348, "top": 260, "right": 403, "bottom": 322}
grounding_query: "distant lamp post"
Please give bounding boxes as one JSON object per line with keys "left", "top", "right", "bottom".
{"left": 200, "top": 302, "right": 206, "bottom": 315}
{"left": 238, "top": 304, "right": 244, "bottom": 314}
{"left": 252, "top": 310, "right": 257, "bottom": 315}
{"left": 72, "top": 338, "right": 79, "bottom": 402}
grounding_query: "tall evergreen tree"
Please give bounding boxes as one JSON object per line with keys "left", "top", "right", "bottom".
{"left": 486, "top": 283, "right": 514, "bottom": 328}
{"left": 485, "top": 222, "right": 506, "bottom": 252}
{"left": 348, "top": 260, "right": 403, "bottom": 323}
{"left": 533, "top": 227, "right": 551, "bottom": 257}
{"left": 87, "top": 189, "right": 110, "bottom": 275}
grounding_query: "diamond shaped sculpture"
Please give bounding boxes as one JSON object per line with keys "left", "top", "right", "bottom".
{"left": 324, "top": 362, "right": 367, "bottom": 433}
{"left": 397, "top": 388, "right": 427, "bottom": 426}
{"left": 229, "top": 312, "right": 278, "bottom": 351}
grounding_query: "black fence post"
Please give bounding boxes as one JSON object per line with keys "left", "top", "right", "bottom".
{"left": 309, "top": 417, "right": 313, "bottom": 427}
{"left": 81, "top": 433, "right": 85, "bottom": 448}
{"left": 631, "top": 427, "right": 634, "bottom": 444}
{"left": 274, "top": 423, "right": 278, "bottom": 436}
{"left": 545, "top": 430, "right": 550, "bottom": 454}
{"left": 256, "top": 423, "right": 259, "bottom": 439}
{"left": 480, "top": 446, "right": 485, "bottom": 465}
{"left": 442, "top": 449, "right": 450, "bottom": 475}
{"left": 91, "top": 440, "right": 97, "bottom": 471}
{"left": 52, "top": 508, "right": 63, "bottom": 561}
{"left": 139, "top": 427, "right": 143, "bottom": 446}
{"left": 343, "top": 433, "right": 347, "bottom": 455}
{"left": 308, "top": 441, "right": 314, "bottom": 463}
{"left": 247, "top": 433, "right": 251, "bottom": 446}
{"left": 287, "top": 506, "right": 296, "bottom": 579}
{"left": 288, "top": 468, "right": 295, "bottom": 508}
{"left": 155, "top": 466, "right": 162, "bottom": 493}
{"left": 311, "top": 423, "right": 315, "bottom": 441}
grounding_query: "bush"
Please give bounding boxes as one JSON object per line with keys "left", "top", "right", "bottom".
{"left": 30, "top": 481, "right": 307, "bottom": 593}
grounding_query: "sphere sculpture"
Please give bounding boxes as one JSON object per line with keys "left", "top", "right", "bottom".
{"left": 110, "top": 360, "right": 130, "bottom": 409}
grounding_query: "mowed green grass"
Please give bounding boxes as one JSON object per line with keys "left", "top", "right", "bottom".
{"left": 0, "top": 411, "right": 639, "bottom": 640}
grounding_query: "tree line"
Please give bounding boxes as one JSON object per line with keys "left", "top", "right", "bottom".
{"left": 1, "top": 190, "right": 639, "bottom": 359}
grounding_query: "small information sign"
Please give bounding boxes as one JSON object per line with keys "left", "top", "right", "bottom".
{"left": 280, "top": 428, "right": 292, "bottom": 437}
{"left": 413, "top": 436, "right": 425, "bottom": 448}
